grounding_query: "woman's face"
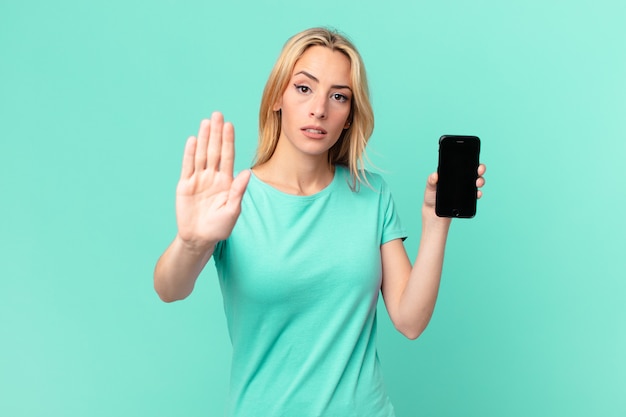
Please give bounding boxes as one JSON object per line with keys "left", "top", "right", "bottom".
{"left": 273, "top": 45, "right": 352, "bottom": 160}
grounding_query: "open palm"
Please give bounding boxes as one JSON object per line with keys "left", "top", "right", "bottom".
{"left": 176, "top": 112, "right": 250, "bottom": 249}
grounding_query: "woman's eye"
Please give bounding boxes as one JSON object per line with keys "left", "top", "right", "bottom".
{"left": 332, "top": 93, "right": 348, "bottom": 103}
{"left": 295, "top": 84, "right": 310, "bottom": 94}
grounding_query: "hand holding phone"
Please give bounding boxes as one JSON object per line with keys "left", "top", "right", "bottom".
{"left": 436, "top": 135, "right": 481, "bottom": 218}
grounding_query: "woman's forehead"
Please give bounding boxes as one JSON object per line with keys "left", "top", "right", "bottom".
{"left": 292, "top": 46, "right": 351, "bottom": 84}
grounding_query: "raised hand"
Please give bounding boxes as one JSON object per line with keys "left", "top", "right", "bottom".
{"left": 175, "top": 112, "right": 251, "bottom": 250}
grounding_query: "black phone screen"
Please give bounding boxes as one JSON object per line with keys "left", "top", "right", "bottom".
{"left": 436, "top": 135, "right": 481, "bottom": 218}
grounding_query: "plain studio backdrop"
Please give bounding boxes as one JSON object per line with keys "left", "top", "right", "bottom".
{"left": 1, "top": 0, "right": 624, "bottom": 416}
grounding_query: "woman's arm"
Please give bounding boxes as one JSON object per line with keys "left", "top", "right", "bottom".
{"left": 154, "top": 236, "right": 217, "bottom": 303}
{"left": 153, "top": 112, "right": 250, "bottom": 302}
{"left": 380, "top": 166, "right": 485, "bottom": 339}
{"left": 380, "top": 213, "right": 450, "bottom": 340}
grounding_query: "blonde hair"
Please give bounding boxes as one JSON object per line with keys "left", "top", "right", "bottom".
{"left": 253, "top": 27, "right": 374, "bottom": 189}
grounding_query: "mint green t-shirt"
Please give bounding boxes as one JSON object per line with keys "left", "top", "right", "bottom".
{"left": 214, "top": 165, "right": 407, "bottom": 417}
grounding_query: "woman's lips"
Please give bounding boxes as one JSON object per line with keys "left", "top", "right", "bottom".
{"left": 301, "top": 126, "right": 327, "bottom": 139}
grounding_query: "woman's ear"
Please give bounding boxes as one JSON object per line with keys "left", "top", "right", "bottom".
{"left": 272, "top": 97, "right": 282, "bottom": 112}
{"left": 344, "top": 111, "right": 353, "bottom": 129}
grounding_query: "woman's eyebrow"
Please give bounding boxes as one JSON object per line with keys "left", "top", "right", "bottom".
{"left": 294, "top": 70, "right": 352, "bottom": 91}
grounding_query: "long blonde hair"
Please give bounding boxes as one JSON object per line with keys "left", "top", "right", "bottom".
{"left": 253, "top": 27, "right": 374, "bottom": 189}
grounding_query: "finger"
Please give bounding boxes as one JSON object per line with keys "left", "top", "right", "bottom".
{"left": 206, "top": 112, "right": 224, "bottom": 172}
{"left": 220, "top": 122, "right": 235, "bottom": 177}
{"left": 478, "top": 163, "right": 486, "bottom": 176}
{"left": 180, "top": 136, "right": 197, "bottom": 180}
{"left": 195, "top": 119, "right": 211, "bottom": 171}
{"left": 476, "top": 176, "right": 485, "bottom": 188}
{"left": 427, "top": 172, "right": 438, "bottom": 187}
{"left": 227, "top": 169, "right": 251, "bottom": 209}
{"left": 477, "top": 190, "right": 483, "bottom": 199}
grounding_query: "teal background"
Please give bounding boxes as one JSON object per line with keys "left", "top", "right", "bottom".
{"left": 1, "top": 0, "right": 625, "bottom": 415}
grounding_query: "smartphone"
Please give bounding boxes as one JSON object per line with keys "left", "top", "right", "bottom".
{"left": 436, "top": 135, "right": 481, "bottom": 218}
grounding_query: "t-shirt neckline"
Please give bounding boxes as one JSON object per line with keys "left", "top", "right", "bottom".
{"left": 249, "top": 166, "right": 346, "bottom": 201}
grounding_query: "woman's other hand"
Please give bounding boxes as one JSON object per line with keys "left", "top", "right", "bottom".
{"left": 422, "top": 164, "right": 487, "bottom": 216}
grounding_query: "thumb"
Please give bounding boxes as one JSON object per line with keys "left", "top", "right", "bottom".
{"left": 227, "top": 170, "right": 251, "bottom": 208}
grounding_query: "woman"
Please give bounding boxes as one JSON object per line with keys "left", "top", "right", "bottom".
{"left": 154, "top": 27, "right": 486, "bottom": 417}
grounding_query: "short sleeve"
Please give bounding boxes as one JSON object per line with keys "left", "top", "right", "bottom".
{"left": 379, "top": 178, "right": 408, "bottom": 244}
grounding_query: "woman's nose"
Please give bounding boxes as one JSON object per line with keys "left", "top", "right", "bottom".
{"left": 309, "top": 95, "right": 327, "bottom": 119}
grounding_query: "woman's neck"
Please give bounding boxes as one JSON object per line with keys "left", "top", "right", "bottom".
{"left": 252, "top": 153, "right": 335, "bottom": 196}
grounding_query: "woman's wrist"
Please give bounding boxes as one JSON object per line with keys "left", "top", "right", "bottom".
{"left": 421, "top": 204, "right": 452, "bottom": 230}
{"left": 174, "top": 233, "right": 217, "bottom": 257}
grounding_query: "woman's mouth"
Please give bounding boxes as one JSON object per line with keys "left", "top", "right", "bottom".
{"left": 301, "top": 126, "right": 328, "bottom": 139}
